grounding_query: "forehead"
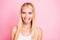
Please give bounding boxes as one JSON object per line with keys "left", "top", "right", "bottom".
{"left": 22, "top": 5, "right": 33, "bottom": 12}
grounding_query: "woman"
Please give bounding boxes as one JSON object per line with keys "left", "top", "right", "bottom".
{"left": 11, "top": 2, "right": 42, "bottom": 40}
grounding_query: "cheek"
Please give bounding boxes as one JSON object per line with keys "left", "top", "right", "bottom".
{"left": 29, "top": 14, "right": 33, "bottom": 19}
{"left": 21, "top": 14, "right": 25, "bottom": 19}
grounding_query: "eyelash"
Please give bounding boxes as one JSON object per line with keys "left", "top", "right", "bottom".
{"left": 22, "top": 12, "right": 25, "bottom": 14}
{"left": 22, "top": 12, "right": 32, "bottom": 14}
{"left": 29, "top": 12, "right": 32, "bottom": 14}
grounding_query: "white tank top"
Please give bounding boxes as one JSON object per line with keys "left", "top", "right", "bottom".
{"left": 18, "top": 33, "right": 32, "bottom": 40}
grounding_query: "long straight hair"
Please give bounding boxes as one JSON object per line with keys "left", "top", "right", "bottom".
{"left": 14, "top": 2, "right": 36, "bottom": 40}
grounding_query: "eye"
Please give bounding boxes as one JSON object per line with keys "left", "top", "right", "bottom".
{"left": 29, "top": 12, "right": 32, "bottom": 14}
{"left": 22, "top": 12, "right": 26, "bottom": 14}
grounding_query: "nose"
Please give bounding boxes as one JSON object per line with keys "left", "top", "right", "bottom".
{"left": 25, "top": 12, "right": 29, "bottom": 17}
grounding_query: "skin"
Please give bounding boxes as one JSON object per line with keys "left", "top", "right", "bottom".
{"left": 21, "top": 5, "right": 33, "bottom": 36}
{"left": 11, "top": 5, "right": 42, "bottom": 40}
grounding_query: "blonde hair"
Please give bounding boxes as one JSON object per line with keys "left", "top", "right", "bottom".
{"left": 14, "top": 2, "right": 36, "bottom": 40}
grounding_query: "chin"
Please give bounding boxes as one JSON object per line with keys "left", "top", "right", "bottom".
{"left": 24, "top": 20, "right": 31, "bottom": 24}
{"left": 24, "top": 22, "right": 30, "bottom": 24}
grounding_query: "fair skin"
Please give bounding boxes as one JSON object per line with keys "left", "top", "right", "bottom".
{"left": 11, "top": 5, "right": 42, "bottom": 40}
{"left": 21, "top": 5, "right": 33, "bottom": 36}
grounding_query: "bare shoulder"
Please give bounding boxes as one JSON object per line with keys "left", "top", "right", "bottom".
{"left": 35, "top": 26, "right": 42, "bottom": 40}
{"left": 12, "top": 26, "right": 17, "bottom": 32}
{"left": 11, "top": 26, "right": 17, "bottom": 34}
{"left": 11, "top": 26, "right": 17, "bottom": 40}
{"left": 35, "top": 26, "right": 42, "bottom": 34}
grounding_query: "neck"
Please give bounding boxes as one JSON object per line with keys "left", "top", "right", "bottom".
{"left": 23, "top": 23, "right": 31, "bottom": 29}
{"left": 21, "top": 23, "right": 31, "bottom": 35}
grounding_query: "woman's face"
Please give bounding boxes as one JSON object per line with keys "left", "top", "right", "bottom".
{"left": 21, "top": 5, "right": 33, "bottom": 24}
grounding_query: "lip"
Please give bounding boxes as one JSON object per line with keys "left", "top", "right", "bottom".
{"left": 23, "top": 17, "right": 31, "bottom": 23}
{"left": 24, "top": 17, "right": 30, "bottom": 21}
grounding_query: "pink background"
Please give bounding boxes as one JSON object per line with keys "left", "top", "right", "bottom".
{"left": 0, "top": 0, "right": 60, "bottom": 40}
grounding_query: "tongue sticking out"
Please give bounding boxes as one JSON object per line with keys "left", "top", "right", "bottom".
{"left": 24, "top": 18, "right": 30, "bottom": 23}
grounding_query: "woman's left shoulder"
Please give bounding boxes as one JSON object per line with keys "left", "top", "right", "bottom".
{"left": 35, "top": 26, "right": 42, "bottom": 40}
{"left": 35, "top": 26, "right": 42, "bottom": 34}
